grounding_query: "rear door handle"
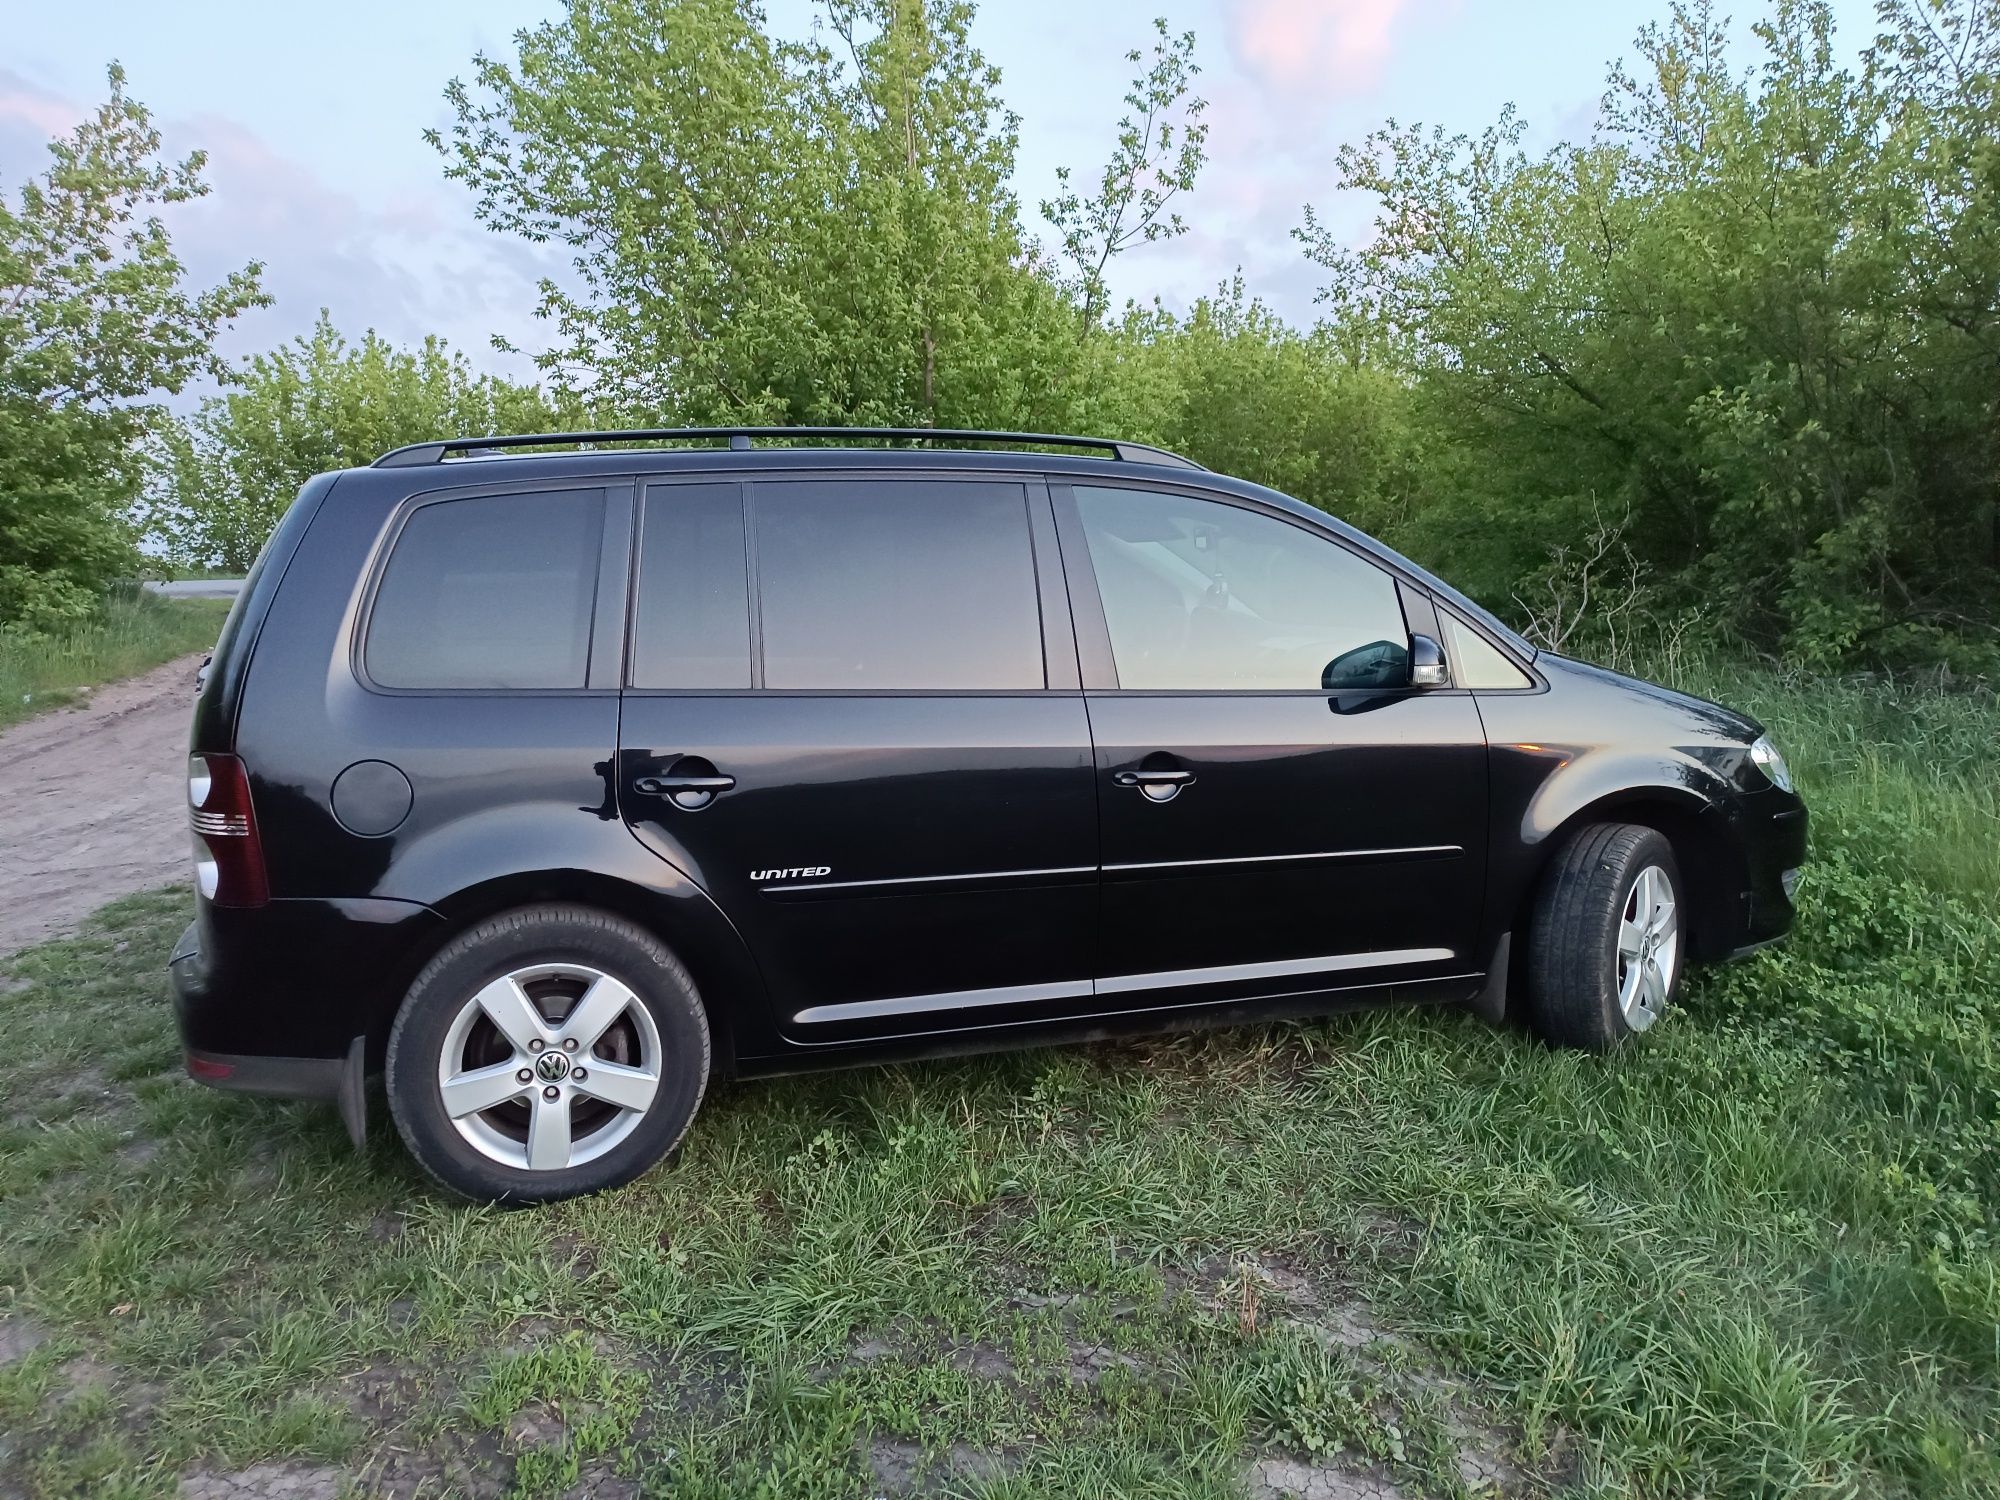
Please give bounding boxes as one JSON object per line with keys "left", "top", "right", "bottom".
{"left": 632, "top": 773, "right": 736, "bottom": 810}
{"left": 1113, "top": 768, "right": 1195, "bottom": 803}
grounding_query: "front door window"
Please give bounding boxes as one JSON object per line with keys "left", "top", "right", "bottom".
{"left": 1072, "top": 485, "right": 1410, "bottom": 691}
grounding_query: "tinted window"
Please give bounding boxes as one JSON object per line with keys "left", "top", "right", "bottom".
{"left": 1074, "top": 485, "right": 1407, "bottom": 691}
{"left": 1443, "top": 611, "right": 1533, "bottom": 689}
{"left": 631, "top": 483, "right": 752, "bottom": 688}
{"left": 366, "top": 489, "right": 603, "bottom": 689}
{"left": 754, "top": 480, "right": 1043, "bottom": 690}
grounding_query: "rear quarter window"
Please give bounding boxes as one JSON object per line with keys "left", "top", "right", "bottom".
{"left": 364, "top": 489, "right": 605, "bottom": 690}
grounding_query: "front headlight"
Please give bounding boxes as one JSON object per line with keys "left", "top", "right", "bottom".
{"left": 1749, "top": 735, "right": 1794, "bottom": 792}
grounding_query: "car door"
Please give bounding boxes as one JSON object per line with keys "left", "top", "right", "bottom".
{"left": 616, "top": 472, "right": 1098, "bottom": 1046}
{"left": 1055, "top": 480, "right": 1489, "bottom": 1008}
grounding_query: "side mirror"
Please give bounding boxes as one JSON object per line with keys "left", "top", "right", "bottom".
{"left": 1323, "top": 639, "right": 1408, "bottom": 690}
{"left": 1410, "top": 633, "right": 1448, "bottom": 687}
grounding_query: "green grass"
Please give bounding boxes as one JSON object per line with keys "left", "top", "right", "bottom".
{"left": 0, "top": 667, "right": 1995, "bottom": 1498}
{"left": 0, "top": 592, "right": 232, "bottom": 731}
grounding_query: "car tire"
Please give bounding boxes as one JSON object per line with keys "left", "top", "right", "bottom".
{"left": 1524, "top": 823, "right": 1683, "bottom": 1051}
{"left": 386, "top": 904, "right": 710, "bottom": 1204}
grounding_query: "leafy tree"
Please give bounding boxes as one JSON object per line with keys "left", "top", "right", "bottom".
{"left": 429, "top": 0, "right": 1081, "bottom": 428}
{"left": 1097, "top": 279, "right": 1417, "bottom": 529}
{"left": 422, "top": 0, "right": 1434, "bottom": 562}
{"left": 149, "top": 314, "right": 565, "bottom": 570}
{"left": 0, "top": 64, "right": 264, "bottom": 628}
{"left": 1303, "top": 0, "right": 2000, "bottom": 666}
{"left": 1042, "top": 18, "right": 1209, "bottom": 336}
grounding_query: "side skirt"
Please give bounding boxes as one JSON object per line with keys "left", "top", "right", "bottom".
{"left": 734, "top": 972, "right": 1485, "bottom": 1079}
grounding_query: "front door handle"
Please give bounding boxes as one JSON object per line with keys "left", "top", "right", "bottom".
{"left": 632, "top": 772, "right": 736, "bottom": 811}
{"left": 1113, "top": 768, "right": 1195, "bottom": 803}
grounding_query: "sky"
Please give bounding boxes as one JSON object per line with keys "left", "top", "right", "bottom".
{"left": 1, "top": 0, "right": 1883, "bottom": 385}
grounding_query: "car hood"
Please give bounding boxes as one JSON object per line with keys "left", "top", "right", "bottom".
{"left": 1538, "top": 652, "right": 1763, "bottom": 744}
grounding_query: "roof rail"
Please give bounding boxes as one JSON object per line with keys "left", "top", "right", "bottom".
{"left": 371, "top": 426, "right": 1205, "bottom": 471}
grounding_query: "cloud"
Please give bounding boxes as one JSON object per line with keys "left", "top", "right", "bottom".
{"left": 1228, "top": 0, "right": 1415, "bottom": 94}
{"left": 0, "top": 71, "right": 73, "bottom": 185}
{"left": 0, "top": 75, "right": 81, "bottom": 139}
{"left": 1548, "top": 94, "right": 1603, "bottom": 148}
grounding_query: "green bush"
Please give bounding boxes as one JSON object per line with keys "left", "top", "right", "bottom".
{"left": 148, "top": 315, "right": 567, "bottom": 571}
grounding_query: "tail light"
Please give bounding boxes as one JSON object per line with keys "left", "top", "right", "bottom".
{"left": 188, "top": 753, "right": 268, "bottom": 907}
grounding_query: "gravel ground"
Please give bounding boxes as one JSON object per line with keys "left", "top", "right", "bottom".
{"left": 0, "top": 653, "right": 204, "bottom": 956}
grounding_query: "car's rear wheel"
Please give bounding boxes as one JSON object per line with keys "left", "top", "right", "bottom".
{"left": 386, "top": 905, "right": 709, "bottom": 1203}
{"left": 1524, "top": 823, "right": 1683, "bottom": 1050}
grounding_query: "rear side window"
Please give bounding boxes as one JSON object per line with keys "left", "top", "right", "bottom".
{"left": 365, "top": 489, "right": 604, "bottom": 689}
{"left": 752, "top": 480, "right": 1043, "bottom": 690}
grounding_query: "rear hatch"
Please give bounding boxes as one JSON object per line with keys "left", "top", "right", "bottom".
{"left": 188, "top": 473, "right": 338, "bottom": 755}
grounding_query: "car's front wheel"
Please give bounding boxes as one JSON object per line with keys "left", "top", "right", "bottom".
{"left": 386, "top": 905, "right": 710, "bottom": 1203}
{"left": 1524, "top": 822, "right": 1683, "bottom": 1051}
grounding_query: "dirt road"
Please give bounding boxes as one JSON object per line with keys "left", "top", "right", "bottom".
{"left": 0, "top": 654, "right": 203, "bottom": 957}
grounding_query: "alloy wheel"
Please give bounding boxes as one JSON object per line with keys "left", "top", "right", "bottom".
{"left": 1614, "top": 864, "right": 1678, "bottom": 1031}
{"left": 437, "top": 962, "right": 662, "bottom": 1171}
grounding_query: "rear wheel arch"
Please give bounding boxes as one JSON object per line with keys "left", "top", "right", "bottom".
{"left": 368, "top": 872, "right": 758, "bottom": 1078}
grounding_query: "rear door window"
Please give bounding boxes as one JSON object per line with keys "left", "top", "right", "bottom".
{"left": 751, "top": 479, "right": 1044, "bottom": 690}
{"left": 365, "top": 489, "right": 604, "bottom": 689}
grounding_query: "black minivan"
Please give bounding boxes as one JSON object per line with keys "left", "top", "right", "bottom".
{"left": 172, "top": 428, "right": 1806, "bottom": 1202}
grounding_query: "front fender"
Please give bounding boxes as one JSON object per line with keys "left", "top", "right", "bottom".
{"left": 1481, "top": 737, "right": 1746, "bottom": 962}
{"left": 1514, "top": 745, "right": 1724, "bottom": 850}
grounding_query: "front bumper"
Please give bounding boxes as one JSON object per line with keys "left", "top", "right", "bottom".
{"left": 1720, "top": 792, "right": 1807, "bottom": 959}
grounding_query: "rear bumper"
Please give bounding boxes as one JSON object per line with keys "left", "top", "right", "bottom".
{"left": 180, "top": 1033, "right": 370, "bottom": 1147}
{"left": 181, "top": 1038, "right": 345, "bottom": 1099}
{"left": 174, "top": 904, "right": 420, "bottom": 1152}
{"left": 169, "top": 895, "right": 443, "bottom": 1120}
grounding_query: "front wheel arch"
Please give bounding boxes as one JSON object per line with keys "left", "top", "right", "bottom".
{"left": 1513, "top": 791, "right": 1746, "bottom": 969}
